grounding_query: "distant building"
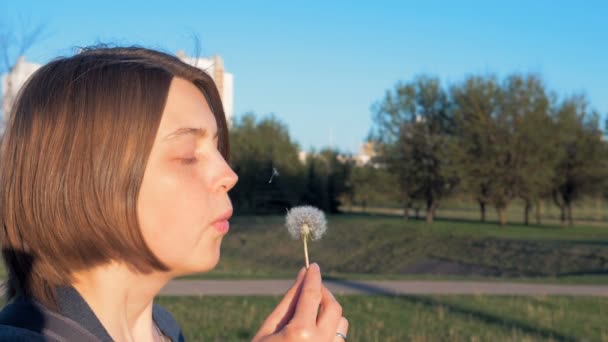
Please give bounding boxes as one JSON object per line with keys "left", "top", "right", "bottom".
{"left": 1, "top": 56, "right": 42, "bottom": 130}
{"left": 298, "top": 151, "right": 309, "bottom": 164}
{"left": 176, "top": 51, "right": 234, "bottom": 125}
{"left": 337, "top": 142, "right": 383, "bottom": 168}
{"left": 297, "top": 141, "right": 379, "bottom": 167}
{"left": 354, "top": 141, "right": 377, "bottom": 166}
{"left": 415, "top": 114, "right": 426, "bottom": 123}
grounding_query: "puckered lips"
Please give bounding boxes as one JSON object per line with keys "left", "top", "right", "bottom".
{"left": 211, "top": 208, "right": 233, "bottom": 234}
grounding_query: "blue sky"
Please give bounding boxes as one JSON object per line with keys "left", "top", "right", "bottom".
{"left": 2, "top": 1, "right": 606, "bottom": 153}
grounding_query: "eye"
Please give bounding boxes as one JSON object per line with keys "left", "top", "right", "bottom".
{"left": 180, "top": 157, "right": 198, "bottom": 165}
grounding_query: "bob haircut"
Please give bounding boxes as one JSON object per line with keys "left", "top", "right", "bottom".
{"left": 0, "top": 46, "right": 229, "bottom": 310}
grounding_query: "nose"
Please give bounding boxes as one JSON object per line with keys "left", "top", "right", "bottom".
{"left": 217, "top": 162, "right": 238, "bottom": 192}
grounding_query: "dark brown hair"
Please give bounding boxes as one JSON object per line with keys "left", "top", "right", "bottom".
{"left": 0, "top": 46, "right": 229, "bottom": 310}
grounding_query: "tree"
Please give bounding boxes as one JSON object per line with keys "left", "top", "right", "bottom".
{"left": 453, "top": 74, "right": 560, "bottom": 226}
{"left": 301, "top": 150, "right": 329, "bottom": 212}
{"left": 501, "top": 74, "right": 560, "bottom": 225}
{"left": 551, "top": 96, "right": 608, "bottom": 226}
{"left": 0, "top": 15, "right": 46, "bottom": 126}
{"left": 452, "top": 75, "right": 502, "bottom": 223}
{"left": 229, "top": 113, "right": 304, "bottom": 214}
{"left": 371, "top": 75, "right": 459, "bottom": 223}
{"left": 301, "top": 148, "right": 353, "bottom": 213}
{"left": 347, "top": 163, "right": 400, "bottom": 213}
{"left": 319, "top": 149, "right": 353, "bottom": 213}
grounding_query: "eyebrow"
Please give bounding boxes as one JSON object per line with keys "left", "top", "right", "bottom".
{"left": 163, "top": 127, "right": 218, "bottom": 141}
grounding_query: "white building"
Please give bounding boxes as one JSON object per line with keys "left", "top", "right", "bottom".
{"left": 176, "top": 51, "right": 234, "bottom": 125}
{"left": 1, "top": 56, "right": 42, "bottom": 130}
{"left": 354, "top": 141, "right": 377, "bottom": 166}
{"left": 297, "top": 142, "right": 378, "bottom": 167}
{"left": 298, "top": 151, "right": 309, "bottom": 164}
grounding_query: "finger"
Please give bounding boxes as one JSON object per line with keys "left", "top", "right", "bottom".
{"left": 292, "top": 263, "right": 323, "bottom": 326}
{"left": 333, "top": 317, "right": 349, "bottom": 342}
{"left": 317, "top": 285, "right": 342, "bottom": 332}
{"left": 255, "top": 267, "right": 307, "bottom": 335}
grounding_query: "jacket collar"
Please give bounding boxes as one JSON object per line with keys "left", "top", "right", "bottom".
{"left": 55, "top": 286, "right": 180, "bottom": 341}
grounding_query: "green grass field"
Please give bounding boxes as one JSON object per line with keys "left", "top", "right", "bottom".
{"left": 0, "top": 215, "right": 606, "bottom": 283}
{"left": 156, "top": 295, "right": 608, "bottom": 341}
{"left": 0, "top": 215, "right": 606, "bottom": 341}
{"left": 189, "top": 214, "right": 608, "bottom": 283}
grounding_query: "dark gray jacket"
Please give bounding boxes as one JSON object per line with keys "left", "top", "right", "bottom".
{"left": 0, "top": 286, "right": 185, "bottom": 341}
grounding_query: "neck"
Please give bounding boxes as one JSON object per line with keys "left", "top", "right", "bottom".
{"left": 71, "top": 261, "right": 173, "bottom": 342}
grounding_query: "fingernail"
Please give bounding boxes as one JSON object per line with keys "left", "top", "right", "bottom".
{"left": 311, "top": 263, "right": 319, "bottom": 271}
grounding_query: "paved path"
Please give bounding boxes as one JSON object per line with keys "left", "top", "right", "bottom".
{"left": 160, "top": 279, "right": 608, "bottom": 297}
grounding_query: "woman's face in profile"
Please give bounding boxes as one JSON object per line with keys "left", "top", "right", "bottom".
{"left": 137, "top": 77, "right": 238, "bottom": 276}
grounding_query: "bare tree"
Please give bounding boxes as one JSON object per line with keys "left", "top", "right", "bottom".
{"left": 0, "top": 15, "right": 46, "bottom": 128}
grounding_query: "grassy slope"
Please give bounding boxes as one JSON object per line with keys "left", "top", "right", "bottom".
{"left": 0, "top": 215, "right": 606, "bottom": 283}
{"left": 156, "top": 295, "right": 608, "bottom": 341}
{"left": 190, "top": 214, "right": 608, "bottom": 282}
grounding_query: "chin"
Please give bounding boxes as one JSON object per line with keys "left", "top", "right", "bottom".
{"left": 167, "top": 240, "right": 222, "bottom": 276}
{"left": 174, "top": 254, "right": 220, "bottom": 276}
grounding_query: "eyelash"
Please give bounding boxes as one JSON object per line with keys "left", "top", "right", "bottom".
{"left": 180, "top": 142, "right": 220, "bottom": 165}
{"left": 181, "top": 157, "right": 198, "bottom": 165}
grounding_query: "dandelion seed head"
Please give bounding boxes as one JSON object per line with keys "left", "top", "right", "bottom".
{"left": 285, "top": 205, "right": 327, "bottom": 241}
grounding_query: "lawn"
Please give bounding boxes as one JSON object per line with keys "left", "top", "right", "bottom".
{"left": 0, "top": 215, "right": 607, "bottom": 283}
{"left": 186, "top": 214, "right": 608, "bottom": 283}
{"left": 156, "top": 294, "right": 608, "bottom": 341}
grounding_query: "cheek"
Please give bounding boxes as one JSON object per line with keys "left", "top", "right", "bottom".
{"left": 137, "top": 162, "right": 213, "bottom": 261}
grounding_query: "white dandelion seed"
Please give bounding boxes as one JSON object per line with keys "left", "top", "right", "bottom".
{"left": 268, "top": 167, "right": 279, "bottom": 183}
{"left": 285, "top": 205, "right": 327, "bottom": 268}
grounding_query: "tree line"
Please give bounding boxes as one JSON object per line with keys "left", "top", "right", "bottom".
{"left": 228, "top": 73, "right": 607, "bottom": 226}
{"left": 369, "top": 74, "right": 607, "bottom": 226}
{"left": 228, "top": 113, "right": 351, "bottom": 215}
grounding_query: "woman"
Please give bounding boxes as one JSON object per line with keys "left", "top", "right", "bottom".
{"left": 0, "top": 46, "right": 348, "bottom": 341}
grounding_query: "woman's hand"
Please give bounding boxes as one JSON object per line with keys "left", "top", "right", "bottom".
{"left": 252, "top": 263, "right": 349, "bottom": 342}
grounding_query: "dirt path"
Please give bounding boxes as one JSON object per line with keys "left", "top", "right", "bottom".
{"left": 160, "top": 279, "right": 608, "bottom": 296}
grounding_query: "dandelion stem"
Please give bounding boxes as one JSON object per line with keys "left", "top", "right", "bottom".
{"left": 303, "top": 234, "right": 310, "bottom": 269}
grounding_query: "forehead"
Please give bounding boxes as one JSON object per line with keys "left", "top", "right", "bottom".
{"left": 157, "top": 77, "right": 217, "bottom": 137}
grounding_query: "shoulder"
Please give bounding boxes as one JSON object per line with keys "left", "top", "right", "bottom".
{"left": 0, "top": 325, "right": 49, "bottom": 341}
{"left": 0, "top": 300, "right": 56, "bottom": 341}
{"left": 153, "top": 303, "right": 186, "bottom": 342}
{"left": 0, "top": 297, "right": 100, "bottom": 341}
